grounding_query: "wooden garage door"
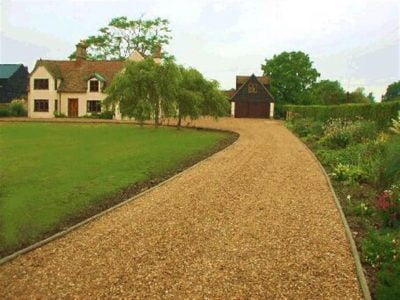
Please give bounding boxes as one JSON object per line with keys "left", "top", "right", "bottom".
{"left": 235, "top": 102, "right": 269, "bottom": 118}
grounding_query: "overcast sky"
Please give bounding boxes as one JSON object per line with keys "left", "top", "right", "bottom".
{"left": 1, "top": 0, "right": 399, "bottom": 99}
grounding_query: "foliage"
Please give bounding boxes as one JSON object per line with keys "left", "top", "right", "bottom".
{"left": 8, "top": 100, "right": 27, "bottom": 117}
{"left": 104, "top": 58, "right": 179, "bottom": 127}
{"left": 380, "top": 136, "right": 400, "bottom": 187}
{"left": 376, "top": 184, "right": 400, "bottom": 227}
{"left": 390, "top": 111, "right": 400, "bottom": 134}
{"left": 287, "top": 118, "right": 324, "bottom": 138}
{"left": 376, "top": 261, "right": 400, "bottom": 299}
{"left": 308, "top": 80, "right": 346, "bottom": 105}
{"left": 0, "top": 123, "right": 229, "bottom": 255}
{"left": 320, "top": 119, "right": 353, "bottom": 148}
{"left": 261, "top": 51, "right": 320, "bottom": 105}
{"left": 69, "top": 16, "right": 172, "bottom": 60}
{"left": 54, "top": 112, "right": 67, "bottom": 118}
{"left": 362, "top": 230, "right": 399, "bottom": 268}
{"left": 285, "top": 101, "right": 400, "bottom": 129}
{"left": 347, "top": 87, "right": 375, "bottom": 104}
{"left": 105, "top": 59, "right": 229, "bottom": 128}
{"left": 330, "top": 163, "right": 367, "bottom": 185}
{"left": 0, "top": 107, "right": 10, "bottom": 117}
{"left": 383, "top": 81, "right": 400, "bottom": 102}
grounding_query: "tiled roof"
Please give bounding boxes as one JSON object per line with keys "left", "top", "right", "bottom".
{"left": 32, "top": 60, "right": 126, "bottom": 92}
{"left": 236, "top": 75, "right": 271, "bottom": 85}
{"left": 0, "top": 64, "right": 24, "bottom": 79}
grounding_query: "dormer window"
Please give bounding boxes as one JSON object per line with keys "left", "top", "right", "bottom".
{"left": 90, "top": 80, "right": 99, "bottom": 92}
{"left": 248, "top": 83, "right": 257, "bottom": 94}
{"left": 34, "top": 79, "right": 49, "bottom": 90}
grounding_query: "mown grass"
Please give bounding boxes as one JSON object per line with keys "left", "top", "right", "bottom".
{"left": 0, "top": 122, "right": 231, "bottom": 256}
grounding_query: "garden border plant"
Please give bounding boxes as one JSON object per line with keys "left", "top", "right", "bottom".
{"left": 286, "top": 107, "right": 400, "bottom": 299}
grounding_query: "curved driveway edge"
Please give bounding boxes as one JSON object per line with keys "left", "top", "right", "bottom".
{"left": 0, "top": 118, "right": 362, "bottom": 299}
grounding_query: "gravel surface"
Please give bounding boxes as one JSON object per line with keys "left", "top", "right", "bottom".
{"left": 0, "top": 118, "right": 362, "bottom": 299}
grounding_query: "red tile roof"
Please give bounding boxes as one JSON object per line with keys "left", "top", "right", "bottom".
{"left": 32, "top": 60, "right": 126, "bottom": 92}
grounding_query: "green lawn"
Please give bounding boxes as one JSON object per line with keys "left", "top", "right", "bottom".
{"left": 0, "top": 122, "right": 230, "bottom": 256}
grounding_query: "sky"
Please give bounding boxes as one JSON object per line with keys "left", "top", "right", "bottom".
{"left": 1, "top": 0, "right": 399, "bottom": 100}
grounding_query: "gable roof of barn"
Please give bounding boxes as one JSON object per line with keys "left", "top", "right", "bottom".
{"left": 231, "top": 74, "right": 274, "bottom": 101}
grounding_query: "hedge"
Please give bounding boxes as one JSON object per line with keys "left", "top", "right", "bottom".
{"left": 285, "top": 101, "right": 400, "bottom": 128}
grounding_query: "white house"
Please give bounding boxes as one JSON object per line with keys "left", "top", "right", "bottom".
{"left": 27, "top": 42, "right": 160, "bottom": 119}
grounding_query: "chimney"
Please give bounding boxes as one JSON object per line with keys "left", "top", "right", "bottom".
{"left": 153, "top": 45, "right": 161, "bottom": 59}
{"left": 76, "top": 40, "right": 88, "bottom": 61}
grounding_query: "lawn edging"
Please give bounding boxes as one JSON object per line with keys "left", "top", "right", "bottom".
{"left": 0, "top": 123, "right": 239, "bottom": 266}
{"left": 294, "top": 134, "right": 372, "bottom": 300}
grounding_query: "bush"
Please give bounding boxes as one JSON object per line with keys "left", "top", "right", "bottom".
{"left": 376, "top": 184, "right": 400, "bottom": 227}
{"left": 285, "top": 101, "right": 400, "bottom": 128}
{"left": 54, "top": 112, "right": 67, "bottom": 118}
{"left": 287, "top": 118, "right": 324, "bottom": 138}
{"left": 362, "top": 230, "right": 399, "bottom": 268}
{"left": 0, "top": 107, "right": 10, "bottom": 117}
{"left": 9, "top": 101, "right": 27, "bottom": 117}
{"left": 376, "top": 261, "right": 400, "bottom": 300}
{"left": 320, "top": 119, "right": 353, "bottom": 148}
{"left": 99, "top": 111, "right": 114, "bottom": 119}
{"left": 380, "top": 136, "right": 400, "bottom": 187}
{"left": 330, "top": 163, "right": 367, "bottom": 184}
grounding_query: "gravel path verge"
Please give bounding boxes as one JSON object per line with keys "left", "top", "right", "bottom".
{"left": 0, "top": 118, "right": 362, "bottom": 298}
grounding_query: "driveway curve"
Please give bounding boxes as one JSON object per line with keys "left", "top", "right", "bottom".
{"left": 0, "top": 118, "right": 362, "bottom": 299}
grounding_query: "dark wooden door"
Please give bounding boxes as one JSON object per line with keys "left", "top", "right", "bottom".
{"left": 68, "top": 98, "right": 78, "bottom": 117}
{"left": 235, "top": 102, "right": 269, "bottom": 118}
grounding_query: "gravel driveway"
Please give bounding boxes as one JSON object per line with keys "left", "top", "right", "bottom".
{"left": 0, "top": 118, "right": 362, "bottom": 299}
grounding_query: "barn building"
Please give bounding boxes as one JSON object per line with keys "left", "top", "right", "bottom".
{"left": 230, "top": 74, "right": 275, "bottom": 118}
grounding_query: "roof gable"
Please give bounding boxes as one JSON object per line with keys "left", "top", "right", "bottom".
{"left": 31, "top": 60, "right": 125, "bottom": 92}
{"left": 231, "top": 74, "right": 274, "bottom": 102}
{"left": 0, "top": 64, "right": 24, "bottom": 79}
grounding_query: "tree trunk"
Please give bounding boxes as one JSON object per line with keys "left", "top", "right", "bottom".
{"left": 154, "top": 100, "right": 160, "bottom": 128}
{"left": 177, "top": 113, "right": 182, "bottom": 129}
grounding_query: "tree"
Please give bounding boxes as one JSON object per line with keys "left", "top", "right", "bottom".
{"left": 347, "top": 87, "right": 374, "bottom": 104}
{"left": 69, "top": 16, "right": 172, "bottom": 60}
{"left": 261, "top": 51, "right": 320, "bottom": 105}
{"left": 308, "top": 80, "right": 346, "bottom": 105}
{"left": 383, "top": 81, "right": 400, "bottom": 101}
{"left": 104, "top": 58, "right": 179, "bottom": 127}
{"left": 175, "top": 67, "right": 229, "bottom": 128}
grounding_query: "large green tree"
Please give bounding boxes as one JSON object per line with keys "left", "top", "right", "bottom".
{"left": 261, "top": 51, "right": 320, "bottom": 105}
{"left": 69, "top": 16, "right": 172, "bottom": 60}
{"left": 383, "top": 81, "right": 400, "bottom": 101}
{"left": 347, "top": 87, "right": 375, "bottom": 104}
{"left": 308, "top": 80, "right": 346, "bottom": 105}
{"left": 104, "top": 58, "right": 179, "bottom": 127}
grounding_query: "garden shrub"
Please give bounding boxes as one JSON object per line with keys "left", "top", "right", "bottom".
{"left": 9, "top": 100, "right": 27, "bottom": 117}
{"left": 376, "top": 261, "right": 400, "bottom": 300}
{"left": 99, "top": 111, "right": 114, "bottom": 119}
{"left": 362, "top": 230, "right": 399, "bottom": 268}
{"left": 287, "top": 118, "right": 324, "bottom": 138}
{"left": 379, "top": 136, "right": 400, "bottom": 187}
{"left": 330, "top": 163, "right": 367, "bottom": 184}
{"left": 320, "top": 119, "right": 353, "bottom": 148}
{"left": 285, "top": 101, "right": 400, "bottom": 128}
{"left": 0, "top": 107, "right": 10, "bottom": 117}
{"left": 376, "top": 184, "right": 400, "bottom": 227}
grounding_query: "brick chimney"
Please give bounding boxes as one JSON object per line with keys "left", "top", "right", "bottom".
{"left": 76, "top": 40, "right": 88, "bottom": 61}
{"left": 153, "top": 45, "right": 161, "bottom": 64}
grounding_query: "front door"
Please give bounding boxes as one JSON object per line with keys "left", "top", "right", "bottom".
{"left": 68, "top": 98, "right": 78, "bottom": 117}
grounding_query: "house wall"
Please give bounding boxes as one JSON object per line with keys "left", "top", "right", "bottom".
{"left": 28, "top": 66, "right": 58, "bottom": 118}
{"left": 60, "top": 92, "right": 106, "bottom": 117}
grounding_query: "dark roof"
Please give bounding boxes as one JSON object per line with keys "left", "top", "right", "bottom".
{"left": 231, "top": 74, "right": 275, "bottom": 101}
{"left": 0, "top": 64, "right": 24, "bottom": 79}
{"left": 31, "top": 60, "right": 126, "bottom": 92}
{"left": 236, "top": 75, "right": 271, "bottom": 85}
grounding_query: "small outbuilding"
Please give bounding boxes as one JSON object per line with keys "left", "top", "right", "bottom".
{"left": 230, "top": 74, "right": 275, "bottom": 118}
{"left": 0, "top": 64, "right": 29, "bottom": 103}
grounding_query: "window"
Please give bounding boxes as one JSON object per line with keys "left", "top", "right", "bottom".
{"left": 89, "top": 80, "right": 99, "bottom": 92}
{"left": 54, "top": 99, "right": 58, "bottom": 112}
{"left": 54, "top": 79, "right": 58, "bottom": 90}
{"left": 87, "top": 100, "right": 101, "bottom": 113}
{"left": 248, "top": 83, "right": 257, "bottom": 94}
{"left": 34, "top": 100, "right": 49, "bottom": 112}
{"left": 34, "top": 79, "right": 49, "bottom": 90}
